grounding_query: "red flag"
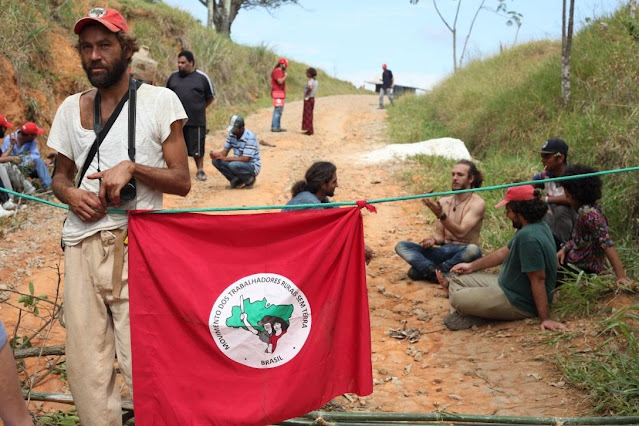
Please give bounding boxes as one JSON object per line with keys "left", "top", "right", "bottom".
{"left": 128, "top": 207, "right": 372, "bottom": 425}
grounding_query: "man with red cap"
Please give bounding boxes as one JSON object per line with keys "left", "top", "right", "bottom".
{"left": 0, "top": 116, "right": 38, "bottom": 211}
{"left": 379, "top": 63, "right": 395, "bottom": 109}
{"left": 47, "top": 6, "right": 191, "bottom": 424}
{"left": 437, "top": 185, "right": 566, "bottom": 332}
{"left": 0, "top": 115, "right": 12, "bottom": 137}
{"left": 271, "top": 57, "right": 288, "bottom": 132}
{"left": 1, "top": 121, "right": 51, "bottom": 190}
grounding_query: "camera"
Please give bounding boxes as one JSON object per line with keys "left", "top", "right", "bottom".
{"left": 120, "top": 178, "right": 137, "bottom": 202}
{"left": 105, "top": 178, "right": 137, "bottom": 203}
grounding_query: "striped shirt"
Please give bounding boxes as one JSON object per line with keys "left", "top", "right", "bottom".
{"left": 224, "top": 129, "right": 261, "bottom": 174}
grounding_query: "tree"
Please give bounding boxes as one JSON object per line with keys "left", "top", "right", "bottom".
{"left": 630, "top": 0, "right": 637, "bottom": 19}
{"left": 197, "top": 0, "right": 299, "bottom": 38}
{"left": 410, "top": 0, "right": 521, "bottom": 72}
{"left": 561, "top": 0, "right": 575, "bottom": 104}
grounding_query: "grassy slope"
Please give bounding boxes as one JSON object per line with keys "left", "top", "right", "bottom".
{"left": 0, "top": 0, "right": 360, "bottom": 133}
{"left": 388, "top": 8, "right": 639, "bottom": 244}
{"left": 387, "top": 8, "right": 639, "bottom": 415}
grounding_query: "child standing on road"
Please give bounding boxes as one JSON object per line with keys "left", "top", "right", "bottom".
{"left": 302, "top": 68, "right": 318, "bottom": 136}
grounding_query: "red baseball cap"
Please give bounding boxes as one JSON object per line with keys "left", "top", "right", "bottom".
{"left": 495, "top": 185, "right": 536, "bottom": 208}
{"left": 0, "top": 115, "right": 13, "bottom": 128}
{"left": 20, "top": 122, "right": 45, "bottom": 136}
{"left": 278, "top": 58, "right": 289, "bottom": 67}
{"left": 74, "top": 6, "right": 130, "bottom": 35}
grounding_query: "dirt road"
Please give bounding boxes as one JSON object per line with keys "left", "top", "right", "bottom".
{"left": 0, "top": 94, "right": 587, "bottom": 418}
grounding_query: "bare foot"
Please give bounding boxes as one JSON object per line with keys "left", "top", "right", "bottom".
{"left": 436, "top": 269, "right": 449, "bottom": 295}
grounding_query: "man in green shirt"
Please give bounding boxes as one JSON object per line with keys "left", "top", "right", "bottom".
{"left": 438, "top": 185, "right": 566, "bottom": 331}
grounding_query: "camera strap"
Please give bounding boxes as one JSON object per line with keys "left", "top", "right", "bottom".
{"left": 76, "top": 78, "right": 142, "bottom": 188}
{"left": 128, "top": 77, "right": 137, "bottom": 163}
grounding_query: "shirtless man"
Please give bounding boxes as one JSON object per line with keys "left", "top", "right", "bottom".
{"left": 395, "top": 160, "right": 486, "bottom": 283}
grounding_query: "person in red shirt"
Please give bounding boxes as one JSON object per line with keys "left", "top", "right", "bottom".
{"left": 271, "top": 58, "right": 288, "bottom": 132}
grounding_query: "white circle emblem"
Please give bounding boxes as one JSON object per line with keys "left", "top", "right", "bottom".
{"left": 208, "top": 273, "right": 312, "bottom": 369}
{"left": 88, "top": 7, "right": 107, "bottom": 18}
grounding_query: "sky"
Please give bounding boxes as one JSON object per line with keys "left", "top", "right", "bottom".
{"left": 163, "top": 0, "right": 623, "bottom": 91}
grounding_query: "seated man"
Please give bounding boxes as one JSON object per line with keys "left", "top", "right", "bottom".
{"left": 285, "top": 161, "right": 373, "bottom": 264}
{"left": 210, "top": 115, "right": 260, "bottom": 189}
{"left": 438, "top": 185, "right": 566, "bottom": 332}
{"left": 1, "top": 122, "right": 51, "bottom": 190}
{"left": 532, "top": 138, "right": 576, "bottom": 247}
{"left": 285, "top": 161, "right": 337, "bottom": 207}
{"left": 0, "top": 115, "right": 16, "bottom": 212}
{"left": 395, "top": 160, "right": 485, "bottom": 283}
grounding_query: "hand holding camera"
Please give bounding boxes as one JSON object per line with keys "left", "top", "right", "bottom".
{"left": 87, "top": 160, "right": 136, "bottom": 207}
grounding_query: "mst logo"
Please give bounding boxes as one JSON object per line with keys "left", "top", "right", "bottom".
{"left": 208, "top": 273, "right": 312, "bottom": 369}
{"left": 88, "top": 7, "right": 107, "bottom": 18}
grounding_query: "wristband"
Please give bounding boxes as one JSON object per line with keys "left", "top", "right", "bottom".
{"left": 438, "top": 213, "right": 447, "bottom": 221}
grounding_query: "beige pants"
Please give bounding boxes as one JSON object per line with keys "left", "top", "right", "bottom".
{"left": 448, "top": 273, "right": 533, "bottom": 320}
{"left": 64, "top": 230, "right": 131, "bottom": 426}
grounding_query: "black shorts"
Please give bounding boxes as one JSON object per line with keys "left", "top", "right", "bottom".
{"left": 183, "top": 125, "right": 206, "bottom": 157}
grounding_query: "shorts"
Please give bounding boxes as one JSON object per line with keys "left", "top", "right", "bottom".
{"left": 0, "top": 319, "right": 7, "bottom": 349}
{"left": 183, "top": 125, "right": 206, "bottom": 158}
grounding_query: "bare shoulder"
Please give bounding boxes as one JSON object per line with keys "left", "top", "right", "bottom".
{"left": 79, "top": 88, "right": 97, "bottom": 109}
{"left": 79, "top": 89, "right": 98, "bottom": 128}
{"left": 469, "top": 194, "right": 486, "bottom": 211}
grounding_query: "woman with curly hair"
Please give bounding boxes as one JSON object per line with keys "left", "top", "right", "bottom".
{"left": 557, "top": 164, "right": 630, "bottom": 285}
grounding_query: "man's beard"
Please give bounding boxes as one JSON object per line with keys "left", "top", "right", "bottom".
{"left": 83, "top": 54, "right": 129, "bottom": 89}
{"left": 178, "top": 69, "right": 187, "bottom": 77}
{"left": 451, "top": 182, "right": 468, "bottom": 191}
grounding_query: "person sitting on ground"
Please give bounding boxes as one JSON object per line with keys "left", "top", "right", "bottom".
{"left": 557, "top": 164, "right": 631, "bottom": 285}
{"left": 437, "top": 185, "right": 566, "bottom": 332}
{"left": 395, "top": 160, "right": 485, "bottom": 283}
{"left": 0, "top": 117, "right": 36, "bottom": 212}
{"left": 284, "top": 161, "right": 374, "bottom": 264}
{"left": 285, "top": 161, "right": 337, "bottom": 208}
{"left": 0, "top": 158, "right": 36, "bottom": 215}
{"left": 0, "top": 114, "right": 16, "bottom": 214}
{"left": 210, "top": 114, "right": 260, "bottom": 189}
{"left": 1, "top": 122, "right": 52, "bottom": 190}
{"left": 532, "top": 138, "right": 576, "bottom": 248}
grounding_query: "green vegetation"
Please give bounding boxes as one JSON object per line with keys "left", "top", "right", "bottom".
{"left": 0, "top": 0, "right": 360, "bottom": 131}
{"left": 389, "top": 7, "right": 639, "bottom": 237}
{"left": 557, "top": 291, "right": 639, "bottom": 415}
{"left": 389, "top": 6, "right": 639, "bottom": 415}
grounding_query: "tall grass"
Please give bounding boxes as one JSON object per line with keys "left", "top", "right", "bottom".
{"left": 0, "top": 1, "right": 54, "bottom": 93}
{"left": 389, "top": 7, "right": 639, "bottom": 256}
{"left": 388, "top": 5, "right": 639, "bottom": 415}
{"left": 557, "top": 303, "right": 639, "bottom": 415}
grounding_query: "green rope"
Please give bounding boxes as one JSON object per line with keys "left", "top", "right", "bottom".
{"left": 277, "top": 410, "right": 639, "bottom": 425}
{"left": 2, "top": 166, "right": 638, "bottom": 214}
{"left": 0, "top": 187, "right": 68, "bottom": 210}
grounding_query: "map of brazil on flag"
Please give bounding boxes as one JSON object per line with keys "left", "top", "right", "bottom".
{"left": 128, "top": 207, "right": 373, "bottom": 425}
